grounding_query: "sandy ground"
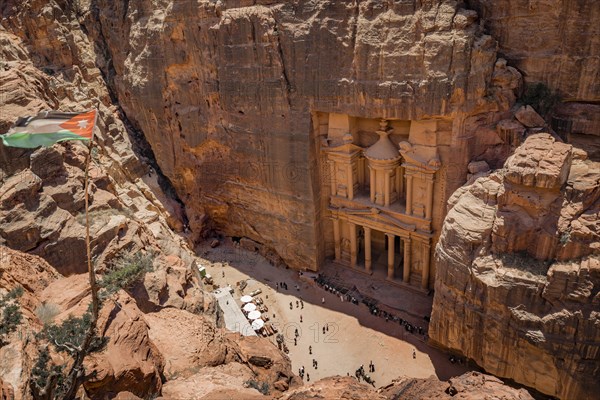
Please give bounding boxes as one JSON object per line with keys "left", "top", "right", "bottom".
{"left": 197, "top": 242, "right": 470, "bottom": 387}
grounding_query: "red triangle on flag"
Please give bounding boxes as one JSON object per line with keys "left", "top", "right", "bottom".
{"left": 59, "top": 110, "right": 96, "bottom": 139}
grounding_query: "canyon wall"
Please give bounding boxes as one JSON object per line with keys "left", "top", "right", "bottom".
{"left": 88, "top": 0, "right": 521, "bottom": 271}
{"left": 468, "top": 0, "right": 600, "bottom": 101}
{"left": 429, "top": 132, "right": 600, "bottom": 399}
{"left": 0, "top": 2, "right": 295, "bottom": 397}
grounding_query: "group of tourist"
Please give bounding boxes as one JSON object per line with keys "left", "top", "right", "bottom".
{"left": 315, "top": 273, "right": 429, "bottom": 340}
{"left": 354, "top": 364, "right": 375, "bottom": 387}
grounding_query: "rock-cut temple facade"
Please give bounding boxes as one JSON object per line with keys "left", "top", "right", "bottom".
{"left": 318, "top": 113, "right": 448, "bottom": 290}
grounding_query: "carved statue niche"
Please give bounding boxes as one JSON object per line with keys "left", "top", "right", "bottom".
{"left": 364, "top": 119, "right": 401, "bottom": 207}
{"left": 398, "top": 140, "right": 441, "bottom": 219}
{"left": 326, "top": 133, "right": 362, "bottom": 200}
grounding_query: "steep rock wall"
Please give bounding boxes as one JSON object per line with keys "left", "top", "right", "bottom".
{"left": 468, "top": 0, "right": 600, "bottom": 101}
{"left": 429, "top": 133, "right": 600, "bottom": 399}
{"left": 87, "top": 0, "right": 520, "bottom": 270}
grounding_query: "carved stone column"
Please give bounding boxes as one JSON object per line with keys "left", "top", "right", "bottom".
{"left": 384, "top": 170, "right": 391, "bottom": 206}
{"left": 396, "top": 166, "right": 403, "bottom": 199}
{"left": 347, "top": 164, "right": 354, "bottom": 200}
{"left": 329, "top": 161, "right": 336, "bottom": 195}
{"left": 364, "top": 226, "right": 372, "bottom": 273}
{"left": 333, "top": 219, "right": 341, "bottom": 261}
{"left": 387, "top": 233, "right": 395, "bottom": 280}
{"left": 421, "top": 242, "right": 431, "bottom": 289}
{"left": 349, "top": 222, "right": 357, "bottom": 268}
{"left": 425, "top": 177, "right": 434, "bottom": 220}
{"left": 403, "top": 237, "right": 411, "bottom": 283}
{"left": 405, "top": 174, "right": 413, "bottom": 215}
{"left": 369, "top": 166, "right": 375, "bottom": 203}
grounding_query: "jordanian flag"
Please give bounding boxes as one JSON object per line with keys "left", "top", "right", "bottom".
{"left": 1, "top": 110, "right": 97, "bottom": 148}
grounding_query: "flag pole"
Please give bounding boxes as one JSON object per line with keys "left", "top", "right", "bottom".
{"left": 2, "top": 107, "right": 104, "bottom": 397}
{"left": 84, "top": 107, "right": 99, "bottom": 322}
{"left": 64, "top": 107, "right": 101, "bottom": 399}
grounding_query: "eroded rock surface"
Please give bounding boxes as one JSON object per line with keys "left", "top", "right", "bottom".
{"left": 87, "top": 0, "right": 523, "bottom": 270}
{"left": 379, "top": 371, "right": 534, "bottom": 400}
{"left": 468, "top": 0, "right": 600, "bottom": 101}
{"left": 430, "top": 133, "right": 600, "bottom": 399}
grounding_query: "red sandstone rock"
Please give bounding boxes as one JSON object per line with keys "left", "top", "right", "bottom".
{"left": 0, "top": 379, "right": 15, "bottom": 400}
{"left": 84, "top": 293, "right": 165, "bottom": 400}
{"left": 430, "top": 133, "right": 600, "bottom": 399}
{"left": 281, "top": 376, "right": 385, "bottom": 400}
{"left": 379, "top": 372, "right": 534, "bottom": 399}
{"left": 515, "top": 105, "right": 546, "bottom": 128}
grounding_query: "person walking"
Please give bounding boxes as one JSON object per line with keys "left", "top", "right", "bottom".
{"left": 412, "top": 349, "right": 416, "bottom": 359}
{"left": 309, "top": 345, "right": 312, "bottom": 355}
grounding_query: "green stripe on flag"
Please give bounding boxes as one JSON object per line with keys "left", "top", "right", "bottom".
{"left": 0, "top": 130, "right": 90, "bottom": 149}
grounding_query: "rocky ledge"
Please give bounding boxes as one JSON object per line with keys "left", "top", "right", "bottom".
{"left": 430, "top": 132, "right": 600, "bottom": 399}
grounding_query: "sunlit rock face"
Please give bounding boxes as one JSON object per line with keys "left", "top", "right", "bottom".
{"left": 90, "top": 0, "right": 521, "bottom": 271}
{"left": 430, "top": 133, "right": 600, "bottom": 400}
{"left": 469, "top": 0, "right": 600, "bottom": 101}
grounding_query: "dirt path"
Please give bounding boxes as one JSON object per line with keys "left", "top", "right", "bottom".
{"left": 198, "top": 242, "right": 470, "bottom": 386}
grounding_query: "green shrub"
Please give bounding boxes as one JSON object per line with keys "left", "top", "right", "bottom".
{"left": 31, "top": 307, "right": 107, "bottom": 399}
{"left": 30, "top": 346, "right": 67, "bottom": 399}
{"left": 101, "top": 251, "right": 154, "bottom": 294}
{"left": 39, "top": 311, "right": 105, "bottom": 356}
{"left": 0, "top": 287, "right": 23, "bottom": 346}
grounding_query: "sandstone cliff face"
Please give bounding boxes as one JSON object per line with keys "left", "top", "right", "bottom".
{"left": 87, "top": 0, "right": 522, "bottom": 270}
{"left": 0, "top": 2, "right": 292, "bottom": 397}
{"left": 468, "top": 0, "right": 600, "bottom": 101}
{"left": 430, "top": 133, "right": 600, "bottom": 399}
{"left": 379, "top": 371, "right": 534, "bottom": 400}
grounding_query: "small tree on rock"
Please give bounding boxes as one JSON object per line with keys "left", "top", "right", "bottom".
{"left": 0, "top": 286, "right": 23, "bottom": 347}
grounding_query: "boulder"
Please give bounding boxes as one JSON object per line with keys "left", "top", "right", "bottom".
{"left": 515, "top": 105, "right": 546, "bottom": 128}
{"left": 281, "top": 376, "right": 385, "bottom": 400}
{"left": 84, "top": 293, "right": 165, "bottom": 400}
{"left": 379, "top": 372, "right": 533, "bottom": 400}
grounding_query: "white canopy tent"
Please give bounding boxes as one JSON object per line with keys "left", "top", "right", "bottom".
{"left": 243, "top": 303, "right": 257, "bottom": 312}
{"left": 247, "top": 310, "right": 262, "bottom": 320}
{"left": 251, "top": 319, "right": 265, "bottom": 330}
{"left": 240, "top": 295, "right": 253, "bottom": 303}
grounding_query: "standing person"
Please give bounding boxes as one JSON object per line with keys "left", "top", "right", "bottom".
{"left": 307, "top": 373, "right": 310, "bottom": 382}
{"left": 321, "top": 297, "right": 325, "bottom": 304}
{"left": 300, "top": 300, "right": 304, "bottom": 309}
{"left": 309, "top": 345, "right": 312, "bottom": 354}
{"left": 413, "top": 349, "right": 416, "bottom": 359}
{"left": 300, "top": 315, "right": 303, "bottom": 323}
